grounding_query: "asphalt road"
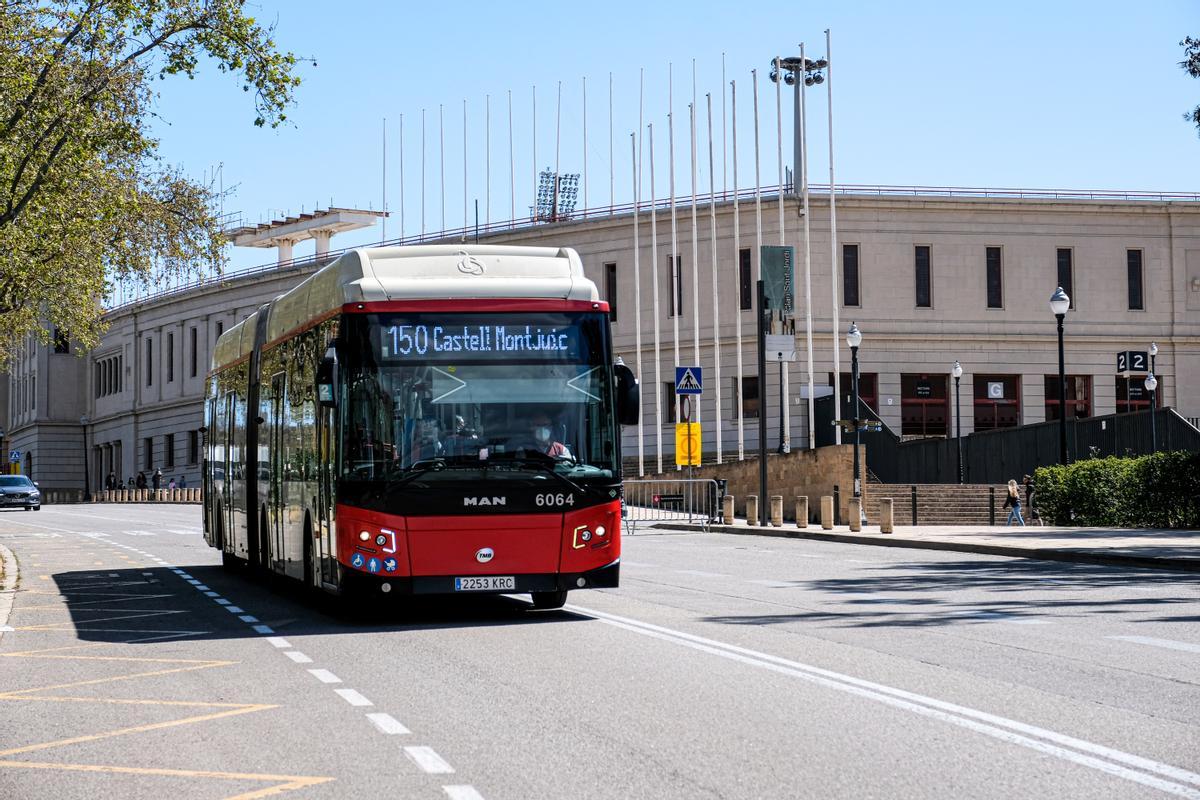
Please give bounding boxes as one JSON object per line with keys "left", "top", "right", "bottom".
{"left": 1, "top": 505, "right": 1197, "bottom": 800}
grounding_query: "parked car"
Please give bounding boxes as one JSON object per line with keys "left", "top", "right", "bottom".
{"left": 0, "top": 475, "right": 40, "bottom": 510}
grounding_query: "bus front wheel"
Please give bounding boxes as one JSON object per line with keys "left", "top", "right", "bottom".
{"left": 531, "top": 590, "right": 567, "bottom": 610}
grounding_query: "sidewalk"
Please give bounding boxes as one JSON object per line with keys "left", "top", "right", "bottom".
{"left": 645, "top": 518, "right": 1200, "bottom": 572}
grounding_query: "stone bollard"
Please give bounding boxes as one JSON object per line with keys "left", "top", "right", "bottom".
{"left": 746, "top": 495, "right": 760, "bottom": 526}
{"left": 173, "top": 488, "right": 181, "bottom": 502}
{"left": 770, "top": 495, "right": 783, "bottom": 527}
{"left": 821, "top": 496, "right": 834, "bottom": 530}
{"left": 880, "top": 498, "right": 894, "bottom": 534}
{"left": 795, "top": 496, "right": 808, "bottom": 529}
{"left": 849, "top": 498, "right": 862, "bottom": 532}
{"left": 722, "top": 494, "right": 734, "bottom": 525}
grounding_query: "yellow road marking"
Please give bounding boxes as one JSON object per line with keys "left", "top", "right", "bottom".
{"left": 0, "top": 760, "right": 333, "bottom": 799}
{"left": 0, "top": 695, "right": 254, "bottom": 708}
{"left": 0, "top": 661, "right": 236, "bottom": 696}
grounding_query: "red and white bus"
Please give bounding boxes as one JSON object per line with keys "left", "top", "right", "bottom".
{"left": 203, "top": 245, "right": 639, "bottom": 608}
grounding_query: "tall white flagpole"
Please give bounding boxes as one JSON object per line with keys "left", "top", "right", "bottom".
{"left": 421, "top": 108, "right": 426, "bottom": 239}
{"left": 707, "top": 92, "right": 722, "bottom": 464}
{"left": 382, "top": 117, "right": 387, "bottom": 242}
{"left": 732, "top": 79, "right": 744, "bottom": 459}
{"left": 609, "top": 72, "right": 614, "bottom": 212}
{"left": 669, "top": 78, "right": 681, "bottom": 458}
{"left": 485, "top": 94, "right": 490, "bottom": 228}
{"left": 582, "top": 76, "right": 588, "bottom": 216}
{"left": 439, "top": 103, "right": 445, "bottom": 233}
{"left": 403, "top": 112, "right": 408, "bottom": 239}
{"left": 631, "top": 132, "right": 644, "bottom": 475}
{"left": 555, "top": 80, "right": 562, "bottom": 219}
{"left": 800, "top": 43, "right": 816, "bottom": 450}
{"left": 775, "top": 57, "right": 790, "bottom": 453}
{"left": 721, "top": 53, "right": 727, "bottom": 200}
{"left": 827, "top": 29, "right": 842, "bottom": 446}
{"left": 689, "top": 98, "right": 700, "bottom": 384}
{"left": 532, "top": 86, "right": 537, "bottom": 221}
{"left": 463, "top": 98, "right": 468, "bottom": 232}
{"left": 752, "top": 70, "right": 762, "bottom": 280}
{"left": 649, "top": 123, "right": 662, "bottom": 474}
{"left": 508, "top": 90, "right": 515, "bottom": 228}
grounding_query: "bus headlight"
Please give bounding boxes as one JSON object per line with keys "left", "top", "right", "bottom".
{"left": 359, "top": 530, "right": 371, "bottom": 542}
{"left": 595, "top": 526, "right": 605, "bottom": 537}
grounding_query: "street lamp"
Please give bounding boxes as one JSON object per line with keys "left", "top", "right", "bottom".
{"left": 1145, "top": 372, "right": 1158, "bottom": 452}
{"left": 80, "top": 415, "right": 91, "bottom": 502}
{"left": 846, "top": 322, "right": 862, "bottom": 498}
{"left": 1049, "top": 286, "right": 1071, "bottom": 465}
{"left": 952, "top": 361, "right": 963, "bottom": 483}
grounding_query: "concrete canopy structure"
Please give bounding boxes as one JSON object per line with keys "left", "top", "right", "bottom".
{"left": 228, "top": 207, "right": 386, "bottom": 263}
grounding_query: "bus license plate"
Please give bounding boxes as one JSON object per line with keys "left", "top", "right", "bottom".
{"left": 454, "top": 576, "right": 515, "bottom": 592}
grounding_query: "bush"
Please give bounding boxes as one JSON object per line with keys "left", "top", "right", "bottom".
{"left": 1034, "top": 451, "right": 1200, "bottom": 528}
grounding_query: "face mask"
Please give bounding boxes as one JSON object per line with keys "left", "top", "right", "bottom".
{"left": 534, "top": 426, "right": 552, "bottom": 442}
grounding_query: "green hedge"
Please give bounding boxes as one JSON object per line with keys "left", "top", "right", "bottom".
{"left": 1034, "top": 451, "right": 1200, "bottom": 528}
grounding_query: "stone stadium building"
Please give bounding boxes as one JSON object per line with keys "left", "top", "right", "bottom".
{"left": 4, "top": 186, "right": 1199, "bottom": 496}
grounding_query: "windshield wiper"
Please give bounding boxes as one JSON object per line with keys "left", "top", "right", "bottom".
{"left": 492, "top": 454, "right": 586, "bottom": 495}
{"left": 380, "top": 458, "right": 480, "bottom": 492}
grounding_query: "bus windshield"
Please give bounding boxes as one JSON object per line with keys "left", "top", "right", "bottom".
{"left": 338, "top": 312, "right": 617, "bottom": 485}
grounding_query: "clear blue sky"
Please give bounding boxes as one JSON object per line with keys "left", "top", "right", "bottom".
{"left": 149, "top": 0, "right": 1200, "bottom": 272}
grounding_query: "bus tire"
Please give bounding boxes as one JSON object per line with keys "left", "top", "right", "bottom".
{"left": 531, "top": 590, "right": 568, "bottom": 610}
{"left": 221, "top": 550, "right": 242, "bottom": 571}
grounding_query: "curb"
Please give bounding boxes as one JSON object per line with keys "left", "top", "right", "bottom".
{"left": 0, "top": 543, "right": 17, "bottom": 640}
{"left": 652, "top": 523, "right": 1200, "bottom": 573}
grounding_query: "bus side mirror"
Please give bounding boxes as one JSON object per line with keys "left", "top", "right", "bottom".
{"left": 316, "top": 346, "right": 339, "bottom": 408}
{"left": 614, "top": 363, "right": 640, "bottom": 426}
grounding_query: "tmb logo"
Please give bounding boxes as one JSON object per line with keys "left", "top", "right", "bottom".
{"left": 464, "top": 496, "right": 506, "bottom": 507}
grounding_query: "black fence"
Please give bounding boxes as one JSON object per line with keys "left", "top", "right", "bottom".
{"left": 815, "top": 397, "right": 1200, "bottom": 485}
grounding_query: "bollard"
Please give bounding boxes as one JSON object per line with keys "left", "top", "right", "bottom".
{"left": 989, "top": 487, "right": 996, "bottom": 526}
{"left": 849, "top": 498, "right": 862, "bottom": 532}
{"left": 746, "top": 495, "right": 760, "bottom": 526}
{"left": 880, "top": 498, "right": 894, "bottom": 534}
{"left": 722, "top": 494, "right": 734, "bottom": 525}
{"left": 795, "top": 496, "right": 808, "bottom": 529}
{"left": 770, "top": 495, "right": 783, "bottom": 527}
{"left": 173, "top": 488, "right": 181, "bottom": 502}
{"left": 911, "top": 485, "right": 918, "bottom": 525}
{"left": 820, "top": 496, "right": 834, "bottom": 530}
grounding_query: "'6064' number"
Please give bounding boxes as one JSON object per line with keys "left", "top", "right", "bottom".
{"left": 535, "top": 493, "right": 575, "bottom": 507}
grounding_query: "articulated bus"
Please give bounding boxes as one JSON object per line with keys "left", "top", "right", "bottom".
{"left": 203, "top": 245, "right": 639, "bottom": 608}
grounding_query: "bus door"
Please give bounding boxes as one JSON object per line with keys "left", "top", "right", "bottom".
{"left": 315, "top": 403, "right": 336, "bottom": 587}
{"left": 223, "top": 392, "right": 237, "bottom": 554}
{"left": 268, "top": 371, "right": 285, "bottom": 572}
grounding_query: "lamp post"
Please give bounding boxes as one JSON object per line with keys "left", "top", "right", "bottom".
{"left": 1049, "top": 287, "right": 1070, "bottom": 465}
{"left": 846, "top": 322, "right": 862, "bottom": 498}
{"left": 1145, "top": 372, "right": 1158, "bottom": 452}
{"left": 80, "top": 415, "right": 91, "bottom": 502}
{"left": 952, "top": 361, "right": 963, "bottom": 483}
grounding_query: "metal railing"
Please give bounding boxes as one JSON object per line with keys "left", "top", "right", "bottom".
{"left": 622, "top": 478, "right": 722, "bottom": 534}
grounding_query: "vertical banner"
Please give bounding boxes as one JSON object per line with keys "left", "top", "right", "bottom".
{"left": 760, "top": 245, "right": 795, "bottom": 320}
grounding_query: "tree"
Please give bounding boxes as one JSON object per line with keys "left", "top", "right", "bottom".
{"left": 0, "top": 0, "right": 304, "bottom": 363}
{"left": 1182, "top": 36, "right": 1200, "bottom": 135}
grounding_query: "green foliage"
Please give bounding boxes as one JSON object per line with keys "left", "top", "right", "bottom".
{"left": 1034, "top": 451, "right": 1200, "bottom": 528}
{"left": 0, "top": 0, "right": 305, "bottom": 361}
{"left": 1182, "top": 36, "right": 1200, "bottom": 136}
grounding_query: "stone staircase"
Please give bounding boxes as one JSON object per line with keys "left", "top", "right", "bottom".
{"left": 864, "top": 483, "right": 1013, "bottom": 526}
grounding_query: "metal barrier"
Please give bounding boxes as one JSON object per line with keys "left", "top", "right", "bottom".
{"left": 622, "top": 479, "right": 722, "bottom": 534}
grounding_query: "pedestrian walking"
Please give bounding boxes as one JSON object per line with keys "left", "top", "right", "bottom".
{"left": 152, "top": 469, "right": 162, "bottom": 490}
{"left": 1022, "top": 474, "right": 1042, "bottom": 526}
{"left": 179, "top": 475, "right": 187, "bottom": 489}
{"left": 1004, "top": 479, "right": 1025, "bottom": 526}
{"left": 136, "top": 472, "right": 147, "bottom": 489}
{"left": 168, "top": 477, "right": 177, "bottom": 490}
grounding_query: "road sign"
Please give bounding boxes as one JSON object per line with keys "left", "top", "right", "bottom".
{"left": 765, "top": 334, "right": 797, "bottom": 362}
{"left": 8, "top": 450, "right": 19, "bottom": 463}
{"left": 1116, "top": 350, "right": 1148, "bottom": 373}
{"left": 675, "top": 366, "right": 703, "bottom": 395}
{"left": 675, "top": 422, "right": 701, "bottom": 466}
{"left": 833, "top": 419, "right": 883, "bottom": 433}
{"left": 760, "top": 245, "right": 795, "bottom": 319}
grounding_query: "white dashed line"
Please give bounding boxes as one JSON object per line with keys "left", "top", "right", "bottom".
{"left": 404, "top": 746, "right": 455, "bottom": 774}
{"left": 443, "top": 786, "right": 485, "bottom": 800}
{"left": 366, "top": 712, "right": 410, "bottom": 735}
{"left": 194, "top": 584, "right": 210, "bottom": 591}
{"left": 226, "top": 606, "right": 244, "bottom": 613}
{"left": 252, "top": 625, "right": 274, "bottom": 635}
{"left": 215, "top": 599, "right": 231, "bottom": 605}
{"left": 0, "top": 626, "right": 13, "bottom": 632}
{"left": 204, "top": 592, "right": 220, "bottom": 597}
{"left": 334, "top": 688, "right": 373, "bottom": 707}
{"left": 1108, "top": 635, "right": 1200, "bottom": 654}
{"left": 284, "top": 651, "right": 312, "bottom": 664}
{"left": 239, "top": 615, "right": 259, "bottom": 623}
{"left": 308, "top": 669, "right": 342, "bottom": 684}
{"left": 265, "top": 637, "right": 292, "bottom": 649}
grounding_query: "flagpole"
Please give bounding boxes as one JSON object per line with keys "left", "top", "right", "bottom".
{"left": 631, "top": 132, "right": 644, "bottom": 476}
{"left": 800, "top": 42, "right": 816, "bottom": 450}
{"left": 649, "top": 122, "right": 663, "bottom": 474}
{"left": 532, "top": 86, "right": 537, "bottom": 222}
{"left": 382, "top": 117, "right": 387, "bottom": 242}
{"left": 555, "top": 80, "right": 562, "bottom": 219}
{"left": 421, "top": 108, "right": 426, "bottom": 240}
{"left": 399, "top": 113, "right": 405, "bottom": 241}
{"left": 827, "top": 29, "right": 842, "bottom": 446}
{"left": 485, "top": 94, "right": 490, "bottom": 228}
{"left": 439, "top": 103, "right": 445, "bottom": 233}
{"left": 609, "top": 71, "right": 615, "bottom": 212}
{"left": 721, "top": 53, "right": 728, "bottom": 201}
{"left": 463, "top": 98, "right": 468, "bottom": 232}
{"left": 732, "top": 79, "right": 744, "bottom": 460}
{"left": 582, "top": 76, "right": 588, "bottom": 216}
{"left": 775, "top": 57, "right": 790, "bottom": 454}
{"left": 669, "top": 78, "right": 681, "bottom": 464}
{"left": 688, "top": 97, "right": 700, "bottom": 422}
{"left": 508, "top": 90, "right": 515, "bottom": 228}
{"left": 707, "top": 92, "right": 722, "bottom": 464}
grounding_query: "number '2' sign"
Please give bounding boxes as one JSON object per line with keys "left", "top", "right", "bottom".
{"left": 1116, "top": 350, "right": 1148, "bottom": 373}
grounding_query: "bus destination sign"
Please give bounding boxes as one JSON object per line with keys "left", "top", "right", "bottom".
{"left": 382, "top": 323, "right": 580, "bottom": 360}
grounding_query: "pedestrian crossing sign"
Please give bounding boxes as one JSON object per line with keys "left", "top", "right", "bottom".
{"left": 675, "top": 366, "right": 703, "bottom": 395}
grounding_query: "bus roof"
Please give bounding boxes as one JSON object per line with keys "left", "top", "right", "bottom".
{"left": 211, "top": 244, "right": 597, "bottom": 373}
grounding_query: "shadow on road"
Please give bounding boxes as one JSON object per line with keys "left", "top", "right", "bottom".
{"left": 51, "top": 564, "right": 586, "bottom": 645}
{"left": 702, "top": 558, "right": 1200, "bottom": 629}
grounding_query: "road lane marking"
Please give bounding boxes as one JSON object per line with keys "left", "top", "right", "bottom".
{"left": 0, "top": 759, "right": 334, "bottom": 795}
{"left": 443, "top": 786, "right": 485, "bottom": 800}
{"left": 284, "top": 651, "right": 312, "bottom": 664}
{"left": 366, "top": 712, "right": 410, "bottom": 735}
{"left": 1107, "top": 636, "right": 1200, "bottom": 654}
{"left": 238, "top": 615, "right": 259, "bottom": 623}
{"left": 265, "top": 637, "right": 291, "bottom": 649}
{"left": 225, "top": 606, "right": 244, "bottom": 614}
{"left": 252, "top": 625, "right": 274, "bottom": 635}
{"left": 307, "top": 669, "right": 341, "bottom": 684}
{"left": 334, "top": 689, "right": 373, "bottom": 707}
{"left": 405, "top": 746, "right": 455, "bottom": 774}
{"left": 204, "top": 592, "right": 220, "bottom": 598}
{"left": 566, "top": 603, "right": 1200, "bottom": 798}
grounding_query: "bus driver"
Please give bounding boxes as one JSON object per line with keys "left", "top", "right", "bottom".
{"left": 527, "top": 411, "right": 571, "bottom": 459}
